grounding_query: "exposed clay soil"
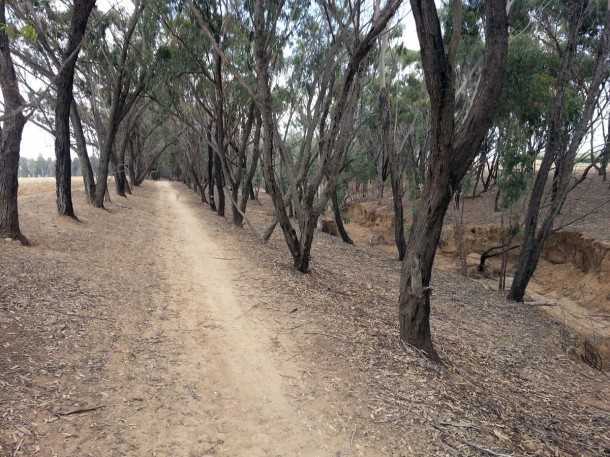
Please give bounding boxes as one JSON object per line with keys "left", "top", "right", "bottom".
{"left": 1, "top": 179, "right": 610, "bottom": 456}
{"left": 343, "top": 175, "right": 610, "bottom": 370}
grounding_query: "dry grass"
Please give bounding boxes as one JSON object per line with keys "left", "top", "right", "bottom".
{"left": 17, "top": 177, "right": 84, "bottom": 197}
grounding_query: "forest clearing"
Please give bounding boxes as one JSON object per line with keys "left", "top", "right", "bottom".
{"left": 2, "top": 0, "right": 610, "bottom": 456}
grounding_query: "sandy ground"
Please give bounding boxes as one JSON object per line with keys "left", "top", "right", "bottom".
{"left": 2, "top": 178, "right": 610, "bottom": 456}
{"left": 1, "top": 180, "right": 351, "bottom": 456}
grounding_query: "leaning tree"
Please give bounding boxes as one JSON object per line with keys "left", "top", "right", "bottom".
{"left": 398, "top": 0, "right": 509, "bottom": 359}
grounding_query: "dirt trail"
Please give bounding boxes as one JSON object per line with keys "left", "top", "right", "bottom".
{"left": 5, "top": 180, "right": 609, "bottom": 456}
{"left": 93, "top": 182, "right": 347, "bottom": 457}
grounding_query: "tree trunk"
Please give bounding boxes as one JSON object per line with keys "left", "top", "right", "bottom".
{"left": 399, "top": 167, "right": 452, "bottom": 360}
{"left": 253, "top": 0, "right": 401, "bottom": 273}
{"left": 295, "top": 209, "right": 318, "bottom": 272}
{"left": 213, "top": 37, "right": 226, "bottom": 218}
{"left": 390, "top": 168, "right": 407, "bottom": 260}
{"left": 128, "top": 138, "right": 137, "bottom": 187}
{"left": 214, "top": 150, "right": 225, "bottom": 216}
{"left": 238, "top": 117, "right": 262, "bottom": 220}
{"left": 471, "top": 140, "right": 488, "bottom": 197}
{"left": 253, "top": 4, "right": 302, "bottom": 267}
{"left": 94, "top": 123, "right": 120, "bottom": 207}
{"left": 509, "top": 0, "right": 608, "bottom": 301}
{"left": 331, "top": 187, "right": 353, "bottom": 244}
{"left": 601, "top": 115, "right": 609, "bottom": 181}
{"left": 113, "top": 131, "right": 130, "bottom": 196}
{"left": 400, "top": 0, "right": 508, "bottom": 358}
{"left": 92, "top": 4, "right": 143, "bottom": 207}
{"left": 70, "top": 102, "right": 96, "bottom": 203}
{"left": 207, "top": 131, "right": 216, "bottom": 211}
{"left": 379, "top": 88, "right": 407, "bottom": 261}
{"left": 0, "top": 0, "right": 28, "bottom": 243}
{"left": 376, "top": 0, "right": 405, "bottom": 260}
{"left": 54, "top": 0, "right": 95, "bottom": 217}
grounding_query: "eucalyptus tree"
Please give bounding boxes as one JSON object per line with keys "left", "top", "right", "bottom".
{"left": 154, "top": 1, "right": 264, "bottom": 227}
{"left": 81, "top": 0, "right": 161, "bottom": 207}
{"left": 10, "top": 1, "right": 98, "bottom": 205}
{"left": 52, "top": 0, "right": 96, "bottom": 216}
{"left": 0, "top": 0, "right": 28, "bottom": 242}
{"left": 254, "top": 0, "right": 403, "bottom": 272}
{"left": 399, "top": 0, "right": 508, "bottom": 358}
{"left": 509, "top": 0, "right": 610, "bottom": 301}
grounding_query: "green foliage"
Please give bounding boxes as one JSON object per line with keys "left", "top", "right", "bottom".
{"left": 499, "top": 34, "right": 553, "bottom": 129}
{"left": 496, "top": 119, "right": 534, "bottom": 210}
{"left": 20, "top": 24, "right": 37, "bottom": 42}
{"left": 0, "top": 22, "right": 38, "bottom": 43}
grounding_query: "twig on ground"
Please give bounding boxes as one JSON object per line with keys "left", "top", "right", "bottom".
{"left": 54, "top": 405, "right": 105, "bottom": 417}
{"left": 34, "top": 309, "right": 114, "bottom": 322}
{"left": 458, "top": 439, "right": 512, "bottom": 457}
{"left": 524, "top": 301, "right": 558, "bottom": 307}
{"left": 12, "top": 437, "right": 24, "bottom": 457}
{"left": 303, "top": 332, "right": 350, "bottom": 343}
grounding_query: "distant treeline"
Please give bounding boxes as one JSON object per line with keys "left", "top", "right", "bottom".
{"left": 19, "top": 155, "right": 99, "bottom": 178}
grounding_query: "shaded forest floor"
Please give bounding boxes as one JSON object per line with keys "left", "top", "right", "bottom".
{"left": 1, "top": 179, "right": 609, "bottom": 456}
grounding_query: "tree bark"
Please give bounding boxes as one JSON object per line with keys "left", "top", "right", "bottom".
{"left": 113, "top": 130, "right": 131, "bottom": 197}
{"left": 54, "top": 0, "right": 95, "bottom": 217}
{"left": 374, "top": 0, "right": 405, "bottom": 260}
{"left": 238, "top": 114, "right": 262, "bottom": 222}
{"left": 399, "top": 0, "right": 508, "bottom": 358}
{"left": 95, "top": 121, "right": 121, "bottom": 206}
{"left": 128, "top": 137, "right": 137, "bottom": 187}
{"left": 0, "top": 1, "right": 28, "bottom": 243}
{"left": 253, "top": 1, "right": 302, "bottom": 266}
{"left": 213, "top": 44, "right": 226, "bottom": 217}
{"left": 207, "top": 130, "right": 216, "bottom": 211}
{"left": 331, "top": 187, "right": 353, "bottom": 244}
{"left": 70, "top": 102, "right": 96, "bottom": 204}
{"left": 214, "top": 146, "right": 225, "bottom": 216}
{"left": 601, "top": 114, "right": 609, "bottom": 181}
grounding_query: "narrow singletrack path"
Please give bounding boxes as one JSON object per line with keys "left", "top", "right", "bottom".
{"left": 83, "top": 182, "right": 347, "bottom": 457}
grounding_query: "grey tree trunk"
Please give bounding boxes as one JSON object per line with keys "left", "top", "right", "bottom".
{"left": 70, "top": 102, "right": 96, "bottom": 204}
{"left": 0, "top": 1, "right": 28, "bottom": 243}
{"left": 54, "top": 0, "right": 95, "bottom": 217}
{"left": 207, "top": 131, "right": 216, "bottom": 211}
{"left": 331, "top": 188, "right": 353, "bottom": 244}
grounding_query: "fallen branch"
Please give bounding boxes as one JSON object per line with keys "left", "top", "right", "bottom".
{"left": 12, "top": 438, "right": 24, "bottom": 457}
{"left": 54, "top": 405, "right": 105, "bottom": 417}
{"left": 524, "top": 301, "right": 558, "bottom": 307}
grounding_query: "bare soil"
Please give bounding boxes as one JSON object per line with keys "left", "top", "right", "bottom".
{"left": 344, "top": 175, "right": 610, "bottom": 369}
{"left": 1, "top": 179, "right": 609, "bottom": 456}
